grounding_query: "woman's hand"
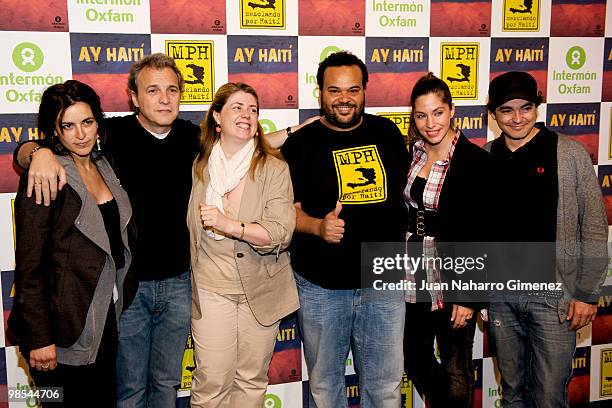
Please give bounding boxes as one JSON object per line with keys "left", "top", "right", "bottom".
{"left": 200, "top": 204, "right": 231, "bottom": 234}
{"left": 30, "top": 344, "right": 57, "bottom": 371}
{"left": 451, "top": 304, "right": 474, "bottom": 329}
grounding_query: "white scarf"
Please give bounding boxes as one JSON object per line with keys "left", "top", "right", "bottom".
{"left": 205, "top": 139, "right": 255, "bottom": 240}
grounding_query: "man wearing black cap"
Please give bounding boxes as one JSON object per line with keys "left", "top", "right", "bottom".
{"left": 484, "top": 71, "right": 608, "bottom": 407}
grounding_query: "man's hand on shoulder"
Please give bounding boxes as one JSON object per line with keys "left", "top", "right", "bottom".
{"left": 28, "top": 148, "right": 66, "bottom": 206}
{"left": 265, "top": 115, "right": 320, "bottom": 149}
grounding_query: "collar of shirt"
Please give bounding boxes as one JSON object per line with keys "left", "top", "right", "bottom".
{"left": 404, "top": 131, "right": 460, "bottom": 211}
{"left": 495, "top": 122, "right": 551, "bottom": 159}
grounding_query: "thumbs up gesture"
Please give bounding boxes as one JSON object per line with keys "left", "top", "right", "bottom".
{"left": 319, "top": 202, "right": 345, "bottom": 244}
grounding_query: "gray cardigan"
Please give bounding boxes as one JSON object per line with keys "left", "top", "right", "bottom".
{"left": 55, "top": 154, "right": 132, "bottom": 365}
{"left": 484, "top": 129, "right": 608, "bottom": 314}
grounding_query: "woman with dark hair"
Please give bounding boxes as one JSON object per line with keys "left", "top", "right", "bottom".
{"left": 186, "top": 82, "right": 298, "bottom": 407}
{"left": 8, "top": 80, "right": 133, "bottom": 406}
{"left": 403, "top": 73, "right": 489, "bottom": 407}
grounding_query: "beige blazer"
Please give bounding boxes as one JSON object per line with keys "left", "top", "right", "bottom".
{"left": 187, "top": 154, "right": 299, "bottom": 326}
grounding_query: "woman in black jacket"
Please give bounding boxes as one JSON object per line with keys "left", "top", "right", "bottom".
{"left": 8, "top": 80, "right": 133, "bottom": 407}
{"left": 403, "top": 73, "right": 489, "bottom": 407}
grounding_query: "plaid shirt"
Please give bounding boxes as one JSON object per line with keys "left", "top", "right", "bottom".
{"left": 404, "top": 132, "right": 459, "bottom": 310}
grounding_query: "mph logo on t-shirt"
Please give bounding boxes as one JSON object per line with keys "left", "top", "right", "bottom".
{"left": 333, "top": 145, "right": 387, "bottom": 204}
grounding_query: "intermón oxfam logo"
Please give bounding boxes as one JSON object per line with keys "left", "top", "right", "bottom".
{"left": 259, "top": 119, "right": 277, "bottom": 134}
{"left": 12, "top": 42, "right": 44, "bottom": 73}
{"left": 264, "top": 393, "right": 281, "bottom": 407}
{"left": 320, "top": 46, "right": 342, "bottom": 62}
{"left": 566, "top": 46, "right": 586, "bottom": 70}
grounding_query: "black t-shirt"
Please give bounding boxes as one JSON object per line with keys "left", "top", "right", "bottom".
{"left": 281, "top": 114, "right": 409, "bottom": 289}
{"left": 102, "top": 115, "right": 200, "bottom": 281}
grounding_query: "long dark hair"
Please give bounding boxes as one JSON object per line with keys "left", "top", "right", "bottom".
{"left": 408, "top": 73, "right": 453, "bottom": 141}
{"left": 195, "top": 82, "right": 281, "bottom": 180}
{"left": 38, "top": 80, "right": 105, "bottom": 157}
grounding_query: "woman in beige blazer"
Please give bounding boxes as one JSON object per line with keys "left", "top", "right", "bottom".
{"left": 186, "top": 82, "right": 298, "bottom": 407}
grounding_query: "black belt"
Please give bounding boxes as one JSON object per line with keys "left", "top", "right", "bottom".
{"left": 407, "top": 209, "right": 438, "bottom": 238}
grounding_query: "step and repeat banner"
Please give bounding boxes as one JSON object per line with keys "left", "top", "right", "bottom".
{"left": 0, "top": 0, "right": 611, "bottom": 407}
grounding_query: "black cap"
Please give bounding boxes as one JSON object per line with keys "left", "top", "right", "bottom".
{"left": 487, "top": 71, "right": 540, "bottom": 112}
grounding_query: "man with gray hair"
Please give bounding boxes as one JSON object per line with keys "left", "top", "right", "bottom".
{"left": 16, "top": 53, "right": 197, "bottom": 407}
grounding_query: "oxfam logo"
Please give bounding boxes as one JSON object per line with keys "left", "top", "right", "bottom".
{"left": 263, "top": 393, "right": 281, "bottom": 408}
{"left": 259, "top": 119, "right": 277, "bottom": 134}
{"left": 566, "top": 46, "right": 586, "bottom": 70}
{"left": 12, "top": 42, "right": 44, "bottom": 72}
{"left": 320, "top": 46, "right": 342, "bottom": 62}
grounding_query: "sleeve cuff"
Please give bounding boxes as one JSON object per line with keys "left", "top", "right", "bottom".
{"left": 573, "top": 287, "right": 599, "bottom": 304}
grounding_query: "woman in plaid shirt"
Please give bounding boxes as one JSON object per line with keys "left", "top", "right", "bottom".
{"left": 402, "top": 73, "right": 490, "bottom": 408}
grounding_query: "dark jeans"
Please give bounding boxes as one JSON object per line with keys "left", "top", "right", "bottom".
{"left": 488, "top": 296, "right": 576, "bottom": 408}
{"left": 27, "top": 303, "right": 118, "bottom": 407}
{"left": 403, "top": 302, "right": 476, "bottom": 408}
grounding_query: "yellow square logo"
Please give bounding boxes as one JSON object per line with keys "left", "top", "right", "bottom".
{"left": 401, "top": 373, "right": 414, "bottom": 408}
{"left": 377, "top": 112, "right": 412, "bottom": 142}
{"left": 333, "top": 145, "right": 387, "bottom": 204}
{"left": 502, "top": 0, "right": 541, "bottom": 31}
{"left": 166, "top": 41, "right": 215, "bottom": 105}
{"left": 602, "top": 349, "right": 612, "bottom": 397}
{"left": 240, "top": 0, "right": 286, "bottom": 29}
{"left": 179, "top": 333, "right": 195, "bottom": 391}
{"left": 440, "top": 43, "right": 479, "bottom": 100}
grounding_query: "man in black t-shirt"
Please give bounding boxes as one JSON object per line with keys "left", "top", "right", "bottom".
{"left": 281, "top": 51, "right": 408, "bottom": 407}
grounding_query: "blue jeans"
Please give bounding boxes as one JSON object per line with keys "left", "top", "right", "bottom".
{"left": 117, "top": 270, "right": 192, "bottom": 408}
{"left": 488, "top": 296, "right": 576, "bottom": 408}
{"left": 295, "top": 272, "right": 405, "bottom": 408}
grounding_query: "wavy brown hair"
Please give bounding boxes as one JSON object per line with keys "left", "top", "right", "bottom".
{"left": 195, "top": 82, "right": 281, "bottom": 180}
{"left": 408, "top": 72, "right": 454, "bottom": 141}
